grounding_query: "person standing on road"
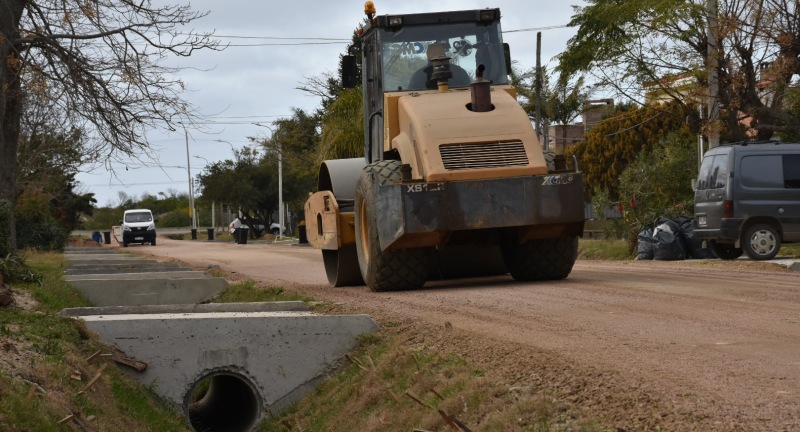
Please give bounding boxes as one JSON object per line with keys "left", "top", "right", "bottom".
{"left": 229, "top": 218, "right": 243, "bottom": 243}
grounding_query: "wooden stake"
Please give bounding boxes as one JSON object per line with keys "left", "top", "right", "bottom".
{"left": 82, "top": 363, "right": 108, "bottom": 391}
{"left": 85, "top": 350, "right": 102, "bottom": 363}
{"left": 404, "top": 391, "right": 435, "bottom": 410}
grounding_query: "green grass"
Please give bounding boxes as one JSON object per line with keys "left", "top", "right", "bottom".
{"left": 578, "top": 239, "right": 632, "bottom": 260}
{"left": 257, "top": 332, "right": 603, "bottom": 432}
{"left": 781, "top": 243, "right": 800, "bottom": 258}
{"left": 214, "top": 279, "right": 314, "bottom": 303}
{"left": 0, "top": 251, "right": 191, "bottom": 432}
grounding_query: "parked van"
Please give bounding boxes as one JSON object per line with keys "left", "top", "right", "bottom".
{"left": 694, "top": 142, "right": 800, "bottom": 260}
{"left": 121, "top": 209, "right": 157, "bottom": 247}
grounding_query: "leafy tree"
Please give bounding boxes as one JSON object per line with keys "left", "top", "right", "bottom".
{"left": 14, "top": 101, "right": 96, "bottom": 240}
{"left": 559, "top": 0, "right": 800, "bottom": 141}
{"left": 568, "top": 102, "right": 693, "bottom": 199}
{"left": 617, "top": 132, "right": 698, "bottom": 249}
{"left": 318, "top": 87, "right": 364, "bottom": 162}
{"left": 197, "top": 147, "right": 277, "bottom": 237}
{"left": 258, "top": 109, "right": 321, "bottom": 224}
{"left": 0, "top": 0, "right": 220, "bottom": 245}
{"left": 516, "top": 67, "right": 588, "bottom": 153}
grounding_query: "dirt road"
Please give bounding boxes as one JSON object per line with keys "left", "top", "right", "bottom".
{"left": 126, "top": 238, "right": 800, "bottom": 431}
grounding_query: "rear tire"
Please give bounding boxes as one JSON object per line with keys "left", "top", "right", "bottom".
{"left": 355, "top": 160, "right": 427, "bottom": 291}
{"left": 742, "top": 223, "right": 781, "bottom": 260}
{"left": 502, "top": 235, "right": 578, "bottom": 281}
{"left": 709, "top": 241, "right": 743, "bottom": 260}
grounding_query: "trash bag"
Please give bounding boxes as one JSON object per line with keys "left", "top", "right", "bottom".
{"left": 636, "top": 227, "right": 655, "bottom": 260}
{"left": 679, "top": 217, "right": 715, "bottom": 259}
{"left": 652, "top": 218, "right": 686, "bottom": 261}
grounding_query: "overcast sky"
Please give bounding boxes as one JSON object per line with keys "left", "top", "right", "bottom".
{"left": 76, "top": 0, "right": 580, "bottom": 207}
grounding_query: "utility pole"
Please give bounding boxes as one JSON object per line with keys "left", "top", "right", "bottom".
{"left": 535, "top": 32, "right": 544, "bottom": 151}
{"left": 278, "top": 138, "right": 283, "bottom": 240}
{"left": 706, "top": 0, "right": 720, "bottom": 149}
{"left": 184, "top": 127, "right": 196, "bottom": 231}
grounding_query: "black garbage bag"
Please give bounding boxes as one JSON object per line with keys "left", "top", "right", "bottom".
{"left": 636, "top": 227, "right": 655, "bottom": 260}
{"left": 652, "top": 218, "right": 686, "bottom": 261}
{"left": 679, "top": 217, "right": 715, "bottom": 259}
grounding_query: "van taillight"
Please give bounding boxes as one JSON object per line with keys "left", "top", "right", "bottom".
{"left": 723, "top": 200, "right": 734, "bottom": 218}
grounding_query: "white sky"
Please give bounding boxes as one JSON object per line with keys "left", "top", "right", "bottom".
{"left": 76, "top": 0, "right": 580, "bottom": 207}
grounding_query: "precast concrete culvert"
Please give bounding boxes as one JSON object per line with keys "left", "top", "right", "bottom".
{"left": 185, "top": 368, "right": 262, "bottom": 432}
{"left": 67, "top": 305, "right": 379, "bottom": 431}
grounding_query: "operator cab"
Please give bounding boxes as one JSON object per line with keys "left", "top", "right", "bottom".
{"left": 345, "top": 7, "right": 512, "bottom": 162}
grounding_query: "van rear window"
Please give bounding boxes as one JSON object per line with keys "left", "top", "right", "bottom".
{"left": 696, "top": 154, "right": 729, "bottom": 190}
{"left": 784, "top": 154, "right": 800, "bottom": 188}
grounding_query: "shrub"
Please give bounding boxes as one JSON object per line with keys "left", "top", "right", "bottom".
{"left": 15, "top": 220, "right": 68, "bottom": 252}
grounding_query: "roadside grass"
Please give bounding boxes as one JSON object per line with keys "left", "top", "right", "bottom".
{"left": 578, "top": 239, "right": 632, "bottom": 260}
{"left": 214, "top": 279, "right": 315, "bottom": 304}
{"left": 781, "top": 242, "right": 800, "bottom": 258}
{"left": 258, "top": 331, "right": 604, "bottom": 432}
{"left": 0, "top": 251, "right": 190, "bottom": 432}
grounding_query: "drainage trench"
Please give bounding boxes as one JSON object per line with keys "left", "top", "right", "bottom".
{"left": 186, "top": 371, "right": 261, "bottom": 432}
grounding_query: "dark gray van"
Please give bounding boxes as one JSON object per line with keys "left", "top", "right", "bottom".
{"left": 694, "top": 142, "right": 800, "bottom": 260}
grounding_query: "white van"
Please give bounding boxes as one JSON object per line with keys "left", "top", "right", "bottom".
{"left": 121, "top": 209, "right": 157, "bottom": 247}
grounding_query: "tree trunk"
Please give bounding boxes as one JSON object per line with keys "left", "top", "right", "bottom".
{"left": 0, "top": 0, "right": 28, "bottom": 249}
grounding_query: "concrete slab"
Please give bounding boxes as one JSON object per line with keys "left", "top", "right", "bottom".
{"left": 68, "top": 277, "right": 228, "bottom": 306}
{"left": 67, "top": 259, "right": 160, "bottom": 266}
{"left": 65, "top": 261, "right": 180, "bottom": 270}
{"left": 60, "top": 301, "right": 309, "bottom": 317}
{"left": 65, "top": 249, "right": 118, "bottom": 254}
{"left": 64, "top": 271, "right": 211, "bottom": 281}
{"left": 65, "top": 266, "right": 193, "bottom": 275}
{"left": 80, "top": 311, "right": 378, "bottom": 430}
{"left": 65, "top": 254, "right": 141, "bottom": 260}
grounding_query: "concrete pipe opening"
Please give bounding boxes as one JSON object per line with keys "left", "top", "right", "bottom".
{"left": 185, "top": 371, "right": 262, "bottom": 432}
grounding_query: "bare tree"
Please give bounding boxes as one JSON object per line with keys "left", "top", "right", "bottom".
{"left": 0, "top": 0, "right": 221, "bottom": 244}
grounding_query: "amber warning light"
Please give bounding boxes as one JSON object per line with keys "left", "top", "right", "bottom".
{"left": 364, "top": 1, "right": 376, "bottom": 18}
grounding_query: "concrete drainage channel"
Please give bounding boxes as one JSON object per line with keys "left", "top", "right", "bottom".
{"left": 61, "top": 246, "right": 378, "bottom": 431}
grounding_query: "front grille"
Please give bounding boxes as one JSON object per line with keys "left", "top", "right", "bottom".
{"left": 440, "top": 141, "right": 529, "bottom": 170}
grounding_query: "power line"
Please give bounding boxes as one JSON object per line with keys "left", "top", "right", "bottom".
{"left": 503, "top": 25, "right": 569, "bottom": 34}
{"left": 212, "top": 34, "right": 350, "bottom": 41}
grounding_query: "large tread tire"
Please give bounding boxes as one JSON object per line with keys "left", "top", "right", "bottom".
{"left": 502, "top": 235, "right": 578, "bottom": 281}
{"left": 322, "top": 247, "right": 364, "bottom": 287}
{"left": 742, "top": 223, "right": 781, "bottom": 260}
{"left": 708, "top": 241, "right": 743, "bottom": 260}
{"left": 355, "top": 160, "right": 427, "bottom": 291}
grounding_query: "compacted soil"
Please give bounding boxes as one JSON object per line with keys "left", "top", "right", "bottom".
{"left": 127, "top": 238, "right": 800, "bottom": 431}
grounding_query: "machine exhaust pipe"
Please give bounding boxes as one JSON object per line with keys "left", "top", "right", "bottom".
{"left": 470, "top": 64, "right": 492, "bottom": 112}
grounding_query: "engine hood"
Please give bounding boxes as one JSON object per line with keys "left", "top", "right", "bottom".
{"left": 392, "top": 86, "right": 548, "bottom": 182}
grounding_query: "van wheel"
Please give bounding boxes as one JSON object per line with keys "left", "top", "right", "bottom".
{"left": 123, "top": 241, "right": 128, "bottom": 248}
{"left": 742, "top": 224, "right": 781, "bottom": 260}
{"left": 355, "top": 160, "right": 427, "bottom": 291}
{"left": 708, "top": 241, "right": 742, "bottom": 260}
{"left": 151, "top": 238, "right": 157, "bottom": 246}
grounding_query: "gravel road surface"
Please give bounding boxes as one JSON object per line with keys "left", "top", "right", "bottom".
{"left": 125, "top": 237, "right": 800, "bottom": 431}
